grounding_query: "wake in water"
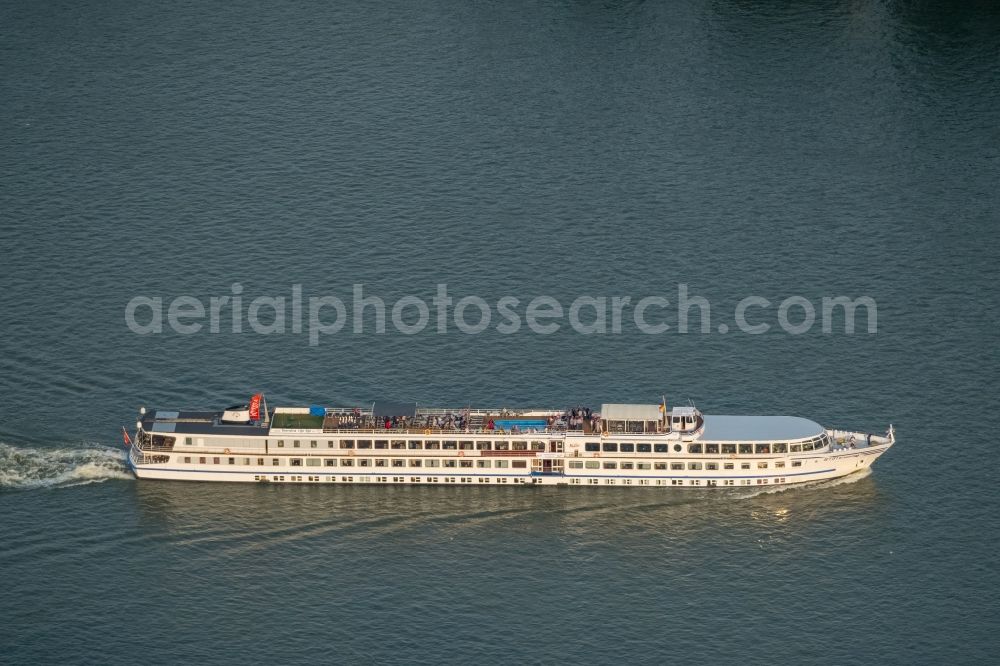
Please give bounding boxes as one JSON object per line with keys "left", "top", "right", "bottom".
{"left": 0, "top": 442, "right": 133, "bottom": 491}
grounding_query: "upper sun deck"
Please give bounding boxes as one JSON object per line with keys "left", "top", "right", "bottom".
{"left": 140, "top": 409, "right": 270, "bottom": 436}
{"left": 137, "top": 399, "right": 827, "bottom": 446}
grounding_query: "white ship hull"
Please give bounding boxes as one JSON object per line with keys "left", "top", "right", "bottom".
{"left": 127, "top": 406, "right": 893, "bottom": 489}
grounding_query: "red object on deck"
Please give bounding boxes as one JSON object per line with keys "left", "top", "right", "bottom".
{"left": 121, "top": 426, "right": 132, "bottom": 447}
{"left": 248, "top": 393, "right": 262, "bottom": 420}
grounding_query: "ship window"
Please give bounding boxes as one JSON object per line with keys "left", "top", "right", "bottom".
{"left": 654, "top": 462, "right": 667, "bottom": 470}
{"left": 324, "top": 459, "right": 337, "bottom": 467}
{"left": 755, "top": 444, "right": 770, "bottom": 454}
{"left": 585, "top": 443, "right": 600, "bottom": 452}
{"left": 272, "top": 458, "right": 279, "bottom": 465}
{"left": 773, "top": 443, "right": 788, "bottom": 453}
{"left": 306, "top": 458, "right": 321, "bottom": 467}
{"left": 802, "top": 441, "right": 815, "bottom": 451}
{"left": 443, "top": 441, "right": 458, "bottom": 450}
{"left": 569, "top": 461, "right": 584, "bottom": 469}
{"left": 603, "top": 461, "right": 617, "bottom": 469}
{"left": 673, "top": 444, "right": 682, "bottom": 452}
{"left": 293, "top": 440, "right": 300, "bottom": 448}
{"left": 228, "top": 457, "right": 235, "bottom": 465}
{"left": 476, "top": 441, "right": 492, "bottom": 450}
{"left": 459, "top": 460, "right": 473, "bottom": 468}
{"left": 531, "top": 441, "right": 545, "bottom": 451}
{"left": 494, "top": 460, "right": 509, "bottom": 468}
{"left": 199, "top": 457, "right": 206, "bottom": 464}
{"left": 391, "top": 459, "right": 405, "bottom": 467}
{"left": 409, "top": 459, "right": 422, "bottom": 467}
{"left": 392, "top": 440, "right": 407, "bottom": 449}
{"left": 585, "top": 461, "right": 600, "bottom": 469}
{"left": 721, "top": 444, "right": 736, "bottom": 454}
{"left": 374, "top": 440, "right": 388, "bottom": 449}
{"left": 706, "top": 462, "right": 718, "bottom": 470}
{"left": 620, "top": 443, "right": 635, "bottom": 453}
{"left": 460, "top": 441, "right": 475, "bottom": 450}
{"left": 443, "top": 460, "right": 457, "bottom": 468}
{"left": 511, "top": 460, "right": 527, "bottom": 469}
{"left": 357, "top": 440, "right": 372, "bottom": 449}
{"left": 654, "top": 444, "right": 668, "bottom": 453}
{"left": 602, "top": 443, "right": 617, "bottom": 452}
{"left": 360, "top": 459, "right": 373, "bottom": 467}
{"left": 775, "top": 461, "right": 786, "bottom": 468}
{"left": 277, "top": 440, "right": 285, "bottom": 448}
{"left": 310, "top": 441, "right": 317, "bottom": 448}
{"left": 741, "top": 463, "right": 750, "bottom": 469}
{"left": 291, "top": 459, "right": 302, "bottom": 466}
{"left": 513, "top": 442, "right": 528, "bottom": 451}
{"left": 705, "top": 444, "right": 719, "bottom": 454}
{"left": 494, "top": 441, "right": 509, "bottom": 450}
{"left": 757, "top": 462, "right": 768, "bottom": 469}
{"left": 739, "top": 444, "right": 752, "bottom": 454}
{"left": 408, "top": 441, "right": 422, "bottom": 449}
{"left": 792, "top": 461, "right": 802, "bottom": 467}
{"left": 185, "top": 437, "right": 192, "bottom": 446}
{"left": 621, "top": 462, "right": 634, "bottom": 470}
{"left": 327, "top": 440, "right": 334, "bottom": 448}
{"left": 688, "top": 444, "right": 702, "bottom": 454}
{"left": 688, "top": 462, "right": 702, "bottom": 470}
{"left": 670, "top": 462, "right": 684, "bottom": 470}
{"left": 477, "top": 460, "right": 490, "bottom": 468}
{"left": 424, "top": 441, "right": 440, "bottom": 450}
{"left": 637, "top": 444, "right": 651, "bottom": 453}
{"left": 724, "top": 462, "right": 734, "bottom": 470}
{"left": 341, "top": 459, "right": 354, "bottom": 467}
{"left": 375, "top": 459, "right": 387, "bottom": 467}
{"left": 790, "top": 444, "right": 802, "bottom": 452}
{"left": 184, "top": 456, "right": 191, "bottom": 463}
{"left": 637, "top": 462, "right": 651, "bottom": 470}
{"left": 424, "top": 459, "right": 438, "bottom": 467}
{"left": 340, "top": 440, "right": 355, "bottom": 449}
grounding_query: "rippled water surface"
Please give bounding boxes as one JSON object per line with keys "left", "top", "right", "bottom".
{"left": 1, "top": 0, "right": 998, "bottom": 663}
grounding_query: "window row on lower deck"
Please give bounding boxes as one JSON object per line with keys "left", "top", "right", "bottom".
{"left": 568, "top": 460, "right": 801, "bottom": 470}
{"left": 248, "top": 476, "right": 789, "bottom": 487}
{"left": 568, "top": 477, "right": 789, "bottom": 487}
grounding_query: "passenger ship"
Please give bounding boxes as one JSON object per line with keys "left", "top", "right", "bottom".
{"left": 126, "top": 394, "right": 894, "bottom": 488}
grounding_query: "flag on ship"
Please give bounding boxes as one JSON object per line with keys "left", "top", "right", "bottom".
{"left": 121, "top": 426, "right": 132, "bottom": 447}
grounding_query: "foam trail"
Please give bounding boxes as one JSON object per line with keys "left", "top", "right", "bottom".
{"left": 0, "top": 443, "right": 133, "bottom": 491}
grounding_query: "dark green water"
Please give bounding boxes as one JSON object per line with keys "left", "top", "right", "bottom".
{"left": 1, "top": 1, "right": 998, "bottom": 663}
